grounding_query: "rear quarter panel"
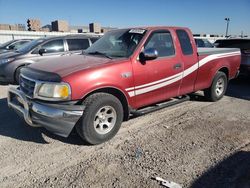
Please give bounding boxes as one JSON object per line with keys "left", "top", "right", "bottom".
{"left": 195, "top": 53, "right": 241, "bottom": 91}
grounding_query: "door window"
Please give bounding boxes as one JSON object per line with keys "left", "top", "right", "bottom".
{"left": 144, "top": 31, "right": 175, "bottom": 57}
{"left": 67, "top": 39, "right": 90, "bottom": 51}
{"left": 41, "top": 39, "right": 64, "bottom": 53}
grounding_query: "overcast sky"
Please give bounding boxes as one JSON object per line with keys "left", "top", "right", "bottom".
{"left": 0, "top": 0, "right": 249, "bottom": 36}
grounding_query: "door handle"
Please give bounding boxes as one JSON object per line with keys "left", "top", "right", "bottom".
{"left": 173, "top": 63, "right": 182, "bottom": 69}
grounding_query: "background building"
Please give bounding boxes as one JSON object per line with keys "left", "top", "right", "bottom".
{"left": 89, "top": 23, "right": 101, "bottom": 33}
{"left": 41, "top": 24, "right": 52, "bottom": 32}
{"left": 51, "top": 20, "right": 69, "bottom": 32}
{"left": 16, "top": 24, "right": 26, "bottom": 31}
{"left": 69, "top": 25, "right": 89, "bottom": 33}
{"left": 0, "top": 23, "right": 25, "bottom": 31}
{"left": 0, "top": 24, "right": 10, "bottom": 30}
{"left": 27, "top": 19, "right": 41, "bottom": 31}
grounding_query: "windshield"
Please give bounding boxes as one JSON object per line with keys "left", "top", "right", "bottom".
{"left": 85, "top": 29, "right": 146, "bottom": 58}
{"left": 0, "top": 40, "right": 15, "bottom": 49}
{"left": 17, "top": 38, "right": 45, "bottom": 53}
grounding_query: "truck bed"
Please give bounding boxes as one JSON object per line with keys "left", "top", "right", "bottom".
{"left": 198, "top": 47, "right": 240, "bottom": 56}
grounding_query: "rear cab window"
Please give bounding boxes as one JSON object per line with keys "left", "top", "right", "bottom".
{"left": 176, "top": 29, "right": 193, "bottom": 55}
{"left": 67, "top": 38, "right": 90, "bottom": 51}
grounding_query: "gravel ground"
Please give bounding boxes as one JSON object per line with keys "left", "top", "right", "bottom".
{"left": 0, "top": 77, "right": 249, "bottom": 188}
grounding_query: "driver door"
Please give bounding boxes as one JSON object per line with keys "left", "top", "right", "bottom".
{"left": 132, "top": 30, "right": 183, "bottom": 108}
{"left": 30, "top": 39, "right": 66, "bottom": 62}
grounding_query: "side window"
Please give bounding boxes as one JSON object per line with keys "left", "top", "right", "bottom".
{"left": 41, "top": 39, "right": 64, "bottom": 53}
{"left": 11, "top": 41, "right": 29, "bottom": 50}
{"left": 67, "top": 39, "right": 89, "bottom": 51}
{"left": 203, "top": 39, "right": 213, "bottom": 48}
{"left": 176, "top": 30, "right": 193, "bottom": 55}
{"left": 90, "top": 38, "right": 99, "bottom": 44}
{"left": 144, "top": 31, "right": 175, "bottom": 57}
{"left": 195, "top": 39, "right": 205, "bottom": 47}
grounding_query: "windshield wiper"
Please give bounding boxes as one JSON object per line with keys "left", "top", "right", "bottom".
{"left": 87, "top": 51, "right": 113, "bottom": 59}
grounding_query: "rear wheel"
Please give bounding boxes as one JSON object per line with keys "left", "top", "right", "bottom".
{"left": 204, "top": 71, "right": 228, "bottom": 102}
{"left": 76, "top": 93, "right": 123, "bottom": 145}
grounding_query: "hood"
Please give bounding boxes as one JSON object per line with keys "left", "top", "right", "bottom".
{"left": 0, "top": 49, "right": 9, "bottom": 54}
{"left": 29, "top": 54, "right": 120, "bottom": 77}
{"left": 0, "top": 51, "right": 21, "bottom": 59}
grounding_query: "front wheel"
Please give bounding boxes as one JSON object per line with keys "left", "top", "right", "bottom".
{"left": 76, "top": 93, "right": 124, "bottom": 145}
{"left": 204, "top": 71, "right": 228, "bottom": 102}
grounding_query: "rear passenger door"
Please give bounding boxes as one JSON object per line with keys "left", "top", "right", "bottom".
{"left": 66, "top": 38, "right": 90, "bottom": 54}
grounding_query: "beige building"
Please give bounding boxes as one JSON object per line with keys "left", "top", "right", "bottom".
{"left": 0, "top": 23, "right": 25, "bottom": 31}
{"left": 27, "top": 19, "right": 41, "bottom": 31}
{"left": 89, "top": 23, "right": 101, "bottom": 33}
{"left": 51, "top": 20, "right": 69, "bottom": 32}
{"left": 0, "top": 24, "right": 10, "bottom": 30}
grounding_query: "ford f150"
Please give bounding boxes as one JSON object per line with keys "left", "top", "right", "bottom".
{"left": 8, "top": 27, "right": 241, "bottom": 144}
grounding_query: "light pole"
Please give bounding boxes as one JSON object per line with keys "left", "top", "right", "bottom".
{"left": 225, "top": 18, "right": 230, "bottom": 38}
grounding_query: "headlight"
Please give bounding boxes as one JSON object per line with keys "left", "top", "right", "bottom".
{"left": 0, "top": 58, "right": 15, "bottom": 64}
{"left": 37, "top": 83, "right": 71, "bottom": 101}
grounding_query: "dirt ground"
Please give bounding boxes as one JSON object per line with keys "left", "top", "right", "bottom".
{"left": 0, "top": 77, "right": 249, "bottom": 188}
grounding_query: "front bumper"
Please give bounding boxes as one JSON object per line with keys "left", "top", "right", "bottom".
{"left": 7, "top": 87, "right": 84, "bottom": 137}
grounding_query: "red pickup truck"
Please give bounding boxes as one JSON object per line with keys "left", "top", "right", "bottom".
{"left": 8, "top": 27, "right": 241, "bottom": 144}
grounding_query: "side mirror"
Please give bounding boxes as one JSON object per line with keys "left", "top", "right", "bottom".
{"left": 139, "top": 48, "right": 158, "bottom": 62}
{"left": 38, "top": 48, "right": 47, "bottom": 56}
{"left": 8, "top": 45, "right": 15, "bottom": 50}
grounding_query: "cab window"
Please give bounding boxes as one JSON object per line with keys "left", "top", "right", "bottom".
{"left": 144, "top": 31, "right": 175, "bottom": 57}
{"left": 176, "top": 30, "right": 193, "bottom": 55}
{"left": 40, "top": 39, "right": 64, "bottom": 53}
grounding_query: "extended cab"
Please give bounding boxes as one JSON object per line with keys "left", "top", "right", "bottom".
{"left": 8, "top": 27, "right": 241, "bottom": 144}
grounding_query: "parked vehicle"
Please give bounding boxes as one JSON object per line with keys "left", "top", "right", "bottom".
{"left": 0, "top": 35, "right": 99, "bottom": 84}
{"left": 214, "top": 38, "right": 250, "bottom": 76}
{"left": 194, "top": 38, "right": 214, "bottom": 48}
{"left": 0, "top": 39, "right": 32, "bottom": 54}
{"left": 8, "top": 27, "right": 241, "bottom": 145}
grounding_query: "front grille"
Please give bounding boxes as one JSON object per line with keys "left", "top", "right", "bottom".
{"left": 20, "top": 75, "right": 36, "bottom": 98}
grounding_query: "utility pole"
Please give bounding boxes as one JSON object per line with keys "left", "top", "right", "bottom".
{"left": 225, "top": 18, "right": 230, "bottom": 38}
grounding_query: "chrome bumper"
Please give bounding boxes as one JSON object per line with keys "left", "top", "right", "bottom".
{"left": 7, "top": 87, "right": 84, "bottom": 137}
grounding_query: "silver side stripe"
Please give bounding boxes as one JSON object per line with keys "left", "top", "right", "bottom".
{"left": 126, "top": 51, "right": 241, "bottom": 97}
{"left": 125, "top": 72, "right": 182, "bottom": 92}
{"left": 135, "top": 74, "right": 182, "bottom": 96}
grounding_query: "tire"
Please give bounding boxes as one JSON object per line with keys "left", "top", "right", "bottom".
{"left": 204, "top": 71, "right": 228, "bottom": 102}
{"left": 14, "top": 66, "right": 23, "bottom": 84}
{"left": 76, "top": 93, "right": 124, "bottom": 145}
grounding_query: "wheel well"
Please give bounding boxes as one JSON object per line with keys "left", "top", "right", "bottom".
{"left": 14, "top": 64, "right": 29, "bottom": 83}
{"left": 218, "top": 67, "right": 229, "bottom": 80}
{"left": 82, "top": 88, "right": 130, "bottom": 121}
